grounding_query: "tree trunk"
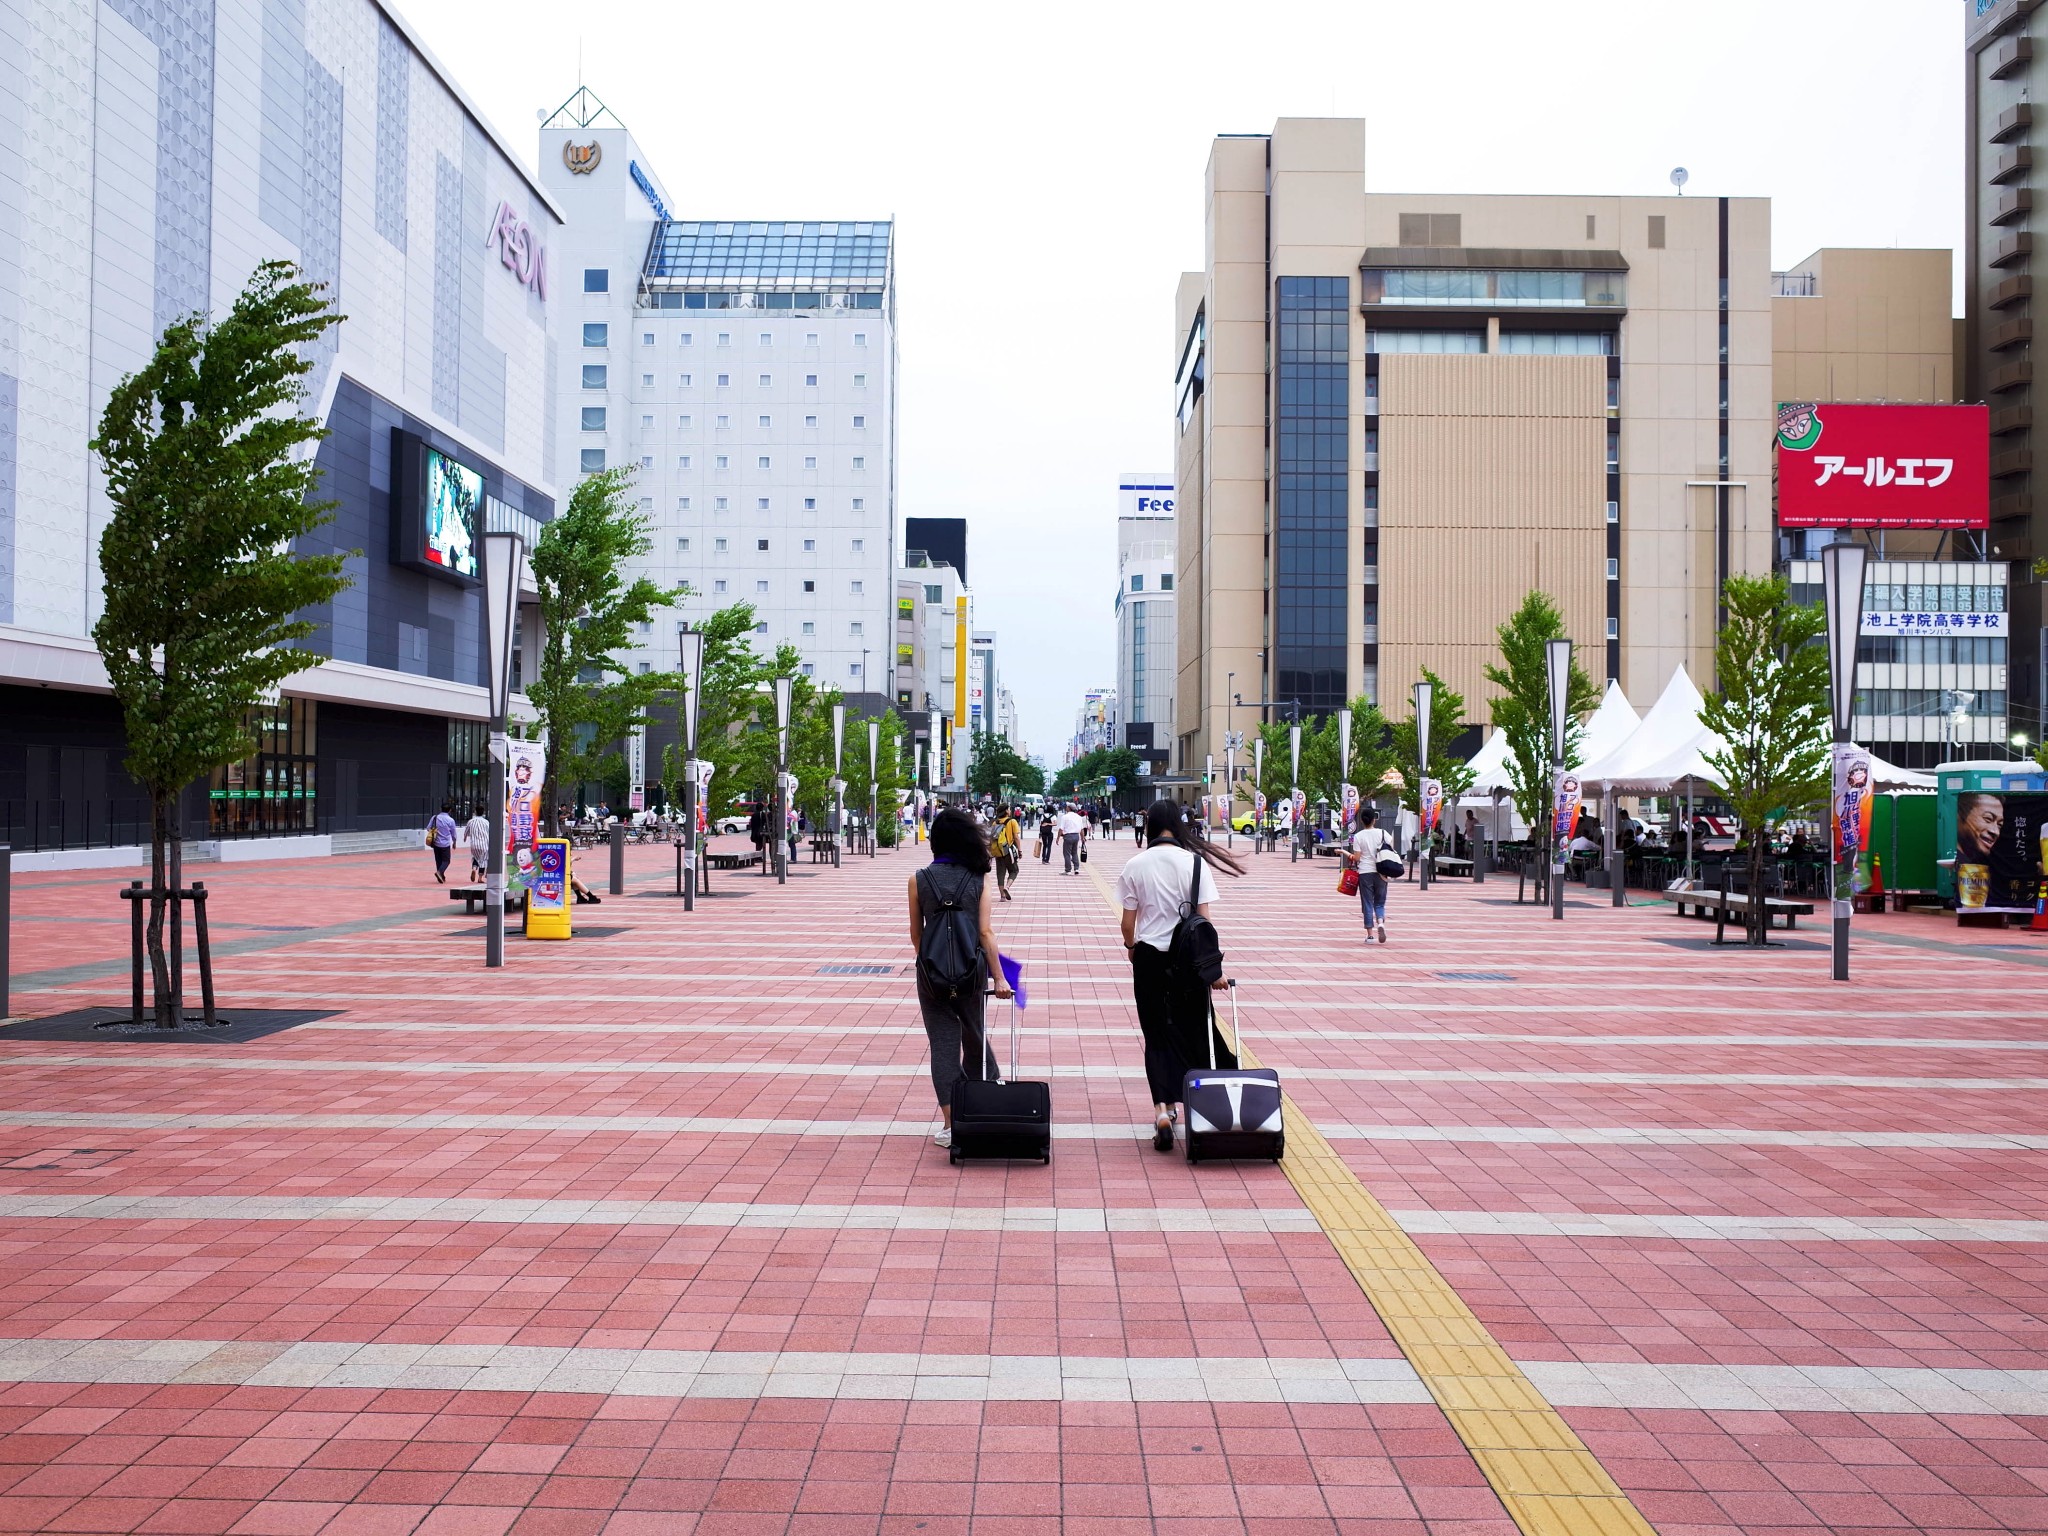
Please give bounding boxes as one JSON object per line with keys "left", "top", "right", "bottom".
{"left": 147, "top": 790, "right": 174, "bottom": 1027}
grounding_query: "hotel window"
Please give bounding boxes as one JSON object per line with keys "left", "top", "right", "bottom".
{"left": 759, "top": 333, "right": 771, "bottom": 346}
{"left": 759, "top": 415, "right": 772, "bottom": 428}
{"left": 715, "top": 496, "right": 729, "bottom": 511}
{"left": 716, "top": 455, "right": 729, "bottom": 469}
{"left": 804, "top": 580, "right": 816, "bottom": 592}
{"left": 582, "top": 365, "right": 606, "bottom": 389}
{"left": 756, "top": 497, "right": 770, "bottom": 510}
{"left": 714, "top": 579, "right": 727, "bottom": 593}
{"left": 680, "top": 374, "right": 692, "bottom": 387}
{"left": 852, "top": 456, "right": 865, "bottom": 470}
{"left": 805, "top": 373, "right": 819, "bottom": 386}
{"left": 642, "top": 332, "right": 654, "bottom": 346}
{"left": 641, "top": 375, "right": 653, "bottom": 388}
{"left": 714, "top": 538, "right": 729, "bottom": 552}
{"left": 716, "top": 415, "right": 729, "bottom": 429}
{"left": 802, "top": 663, "right": 815, "bottom": 677}
{"left": 805, "top": 332, "right": 819, "bottom": 345}
{"left": 854, "top": 333, "right": 868, "bottom": 346}
{"left": 1368, "top": 330, "right": 1483, "bottom": 354}
{"left": 853, "top": 374, "right": 867, "bottom": 387}
{"left": 680, "top": 333, "right": 693, "bottom": 346}
{"left": 804, "top": 456, "right": 817, "bottom": 470}
{"left": 581, "top": 407, "right": 606, "bottom": 430}
{"left": 852, "top": 415, "right": 865, "bottom": 428}
{"left": 851, "top": 538, "right": 864, "bottom": 552}
{"left": 850, "top": 622, "right": 864, "bottom": 637}
{"left": 1160, "top": 573, "right": 1173, "bottom": 591}
{"left": 640, "top": 414, "right": 653, "bottom": 429}
{"left": 637, "top": 662, "right": 651, "bottom": 675}
{"left": 805, "top": 414, "right": 818, "bottom": 428}
{"left": 680, "top": 415, "right": 692, "bottom": 429}
{"left": 1606, "top": 558, "right": 1619, "bottom": 580}
{"left": 1497, "top": 331, "right": 1614, "bottom": 355}
{"left": 639, "top": 455, "right": 652, "bottom": 471}
{"left": 758, "top": 374, "right": 771, "bottom": 387}
{"left": 583, "top": 323, "right": 608, "bottom": 346}
{"left": 757, "top": 538, "right": 770, "bottom": 551}
{"left": 717, "top": 332, "right": 730, "bottom": 345}
{"left": 1606, "top": 616, "right": 1620, "bottom": 638}
{"left": 848, "top": 663, "right": 862, "bottom": 678}
{"left": 638, "top": 497, "right": 652, "bottom": 511}
{"left": 677, "top": 537, "right": 690, "bottom": 552}
{"left": 677, "top": 497, "right": 691, "bottom": 511}
{"left": 756, "top": 580, "right": 769, "bottom": 593}
{"left": 716, "top": 374, "right": 730, "bottom": 387}
{"left": 802, "top": 621, "right": 815, "bottom": 635}
{"left": 758, "top": 457, "right": 771, "bottom": 469}
{"left": 803, "top": 497, "right": 817, "bottom": 510}
{"left": 583, "top": 268, "right": 608, "bottom": 293}
{"left": 850, "top": 580, "right": 864, "bottom": 594}
{"left": 803, "top": 538, "right": 817, "bottom": 551}
{"left": 852, "top": 498, "right": 864, "bottom": 511}
{"left": 678, "top": 456, "right": 692, "bottom": 470}
{"left": 1131, "top": 574, "right": 1144, "bottom": 592}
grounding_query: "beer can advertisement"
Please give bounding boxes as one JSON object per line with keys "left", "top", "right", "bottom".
{"left": 1832, "top": 746, "right": 1872, "bottom": 862}
{"left": 1775, "top": 402, "right": 1988, "bottom": 530}
{"left": 1953, "top": 791, "right": 2048, "bottom": 915}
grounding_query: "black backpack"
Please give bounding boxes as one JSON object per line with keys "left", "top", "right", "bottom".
{"left": 916, "top": 865, "right": 985, "bottom": 998}
{"left": 1166, "top": 851, "right": 1225, "bottom": 988}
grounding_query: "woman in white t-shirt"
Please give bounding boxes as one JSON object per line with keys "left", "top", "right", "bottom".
{"left": 1115, "top": 800, "right": 1245, "bottom": 1152}
{"left": 1344, "top": 806, "right": 1395, "bottom": 945}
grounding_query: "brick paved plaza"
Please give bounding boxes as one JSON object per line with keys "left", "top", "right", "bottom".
{"left": 3, "top": 837, "right": 2048, "bottom": 1535}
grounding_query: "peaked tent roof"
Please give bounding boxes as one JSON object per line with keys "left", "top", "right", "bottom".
{"left": 1462, "top": 679, "right": 1640, "bottom": 800}
{"left": 1579, "top": 665, "right": 1714, "bottom": 792}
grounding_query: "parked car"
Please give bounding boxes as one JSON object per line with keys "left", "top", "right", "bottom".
{"left": 714, "top": 812, "right": 752, "bottom": 834}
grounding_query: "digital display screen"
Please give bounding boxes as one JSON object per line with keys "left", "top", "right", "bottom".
{"left": 422, "top": 448, "right": 482, "bottom": 579}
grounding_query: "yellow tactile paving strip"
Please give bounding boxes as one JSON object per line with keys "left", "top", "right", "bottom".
{"left": 1087, "top": 865, "right": 1657, "bottom": 1536}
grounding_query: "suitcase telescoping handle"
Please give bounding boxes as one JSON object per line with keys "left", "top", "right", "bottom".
{"left": 1207, "top": 977, "right": 1237, "bottom": 1071}
{"left": 980, "top": 978, "right": 1024, "bottom": 1084}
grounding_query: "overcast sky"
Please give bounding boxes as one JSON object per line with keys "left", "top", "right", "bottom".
{"left": 401, "top": 0, "right": 1962, "bottom": 763}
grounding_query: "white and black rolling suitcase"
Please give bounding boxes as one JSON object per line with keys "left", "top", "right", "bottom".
{"left": 949, "top": 993, "right": 1052, "bottom": 1165}
{"left": 1181, "top": 980, "right": 1284, "bottom": 1164}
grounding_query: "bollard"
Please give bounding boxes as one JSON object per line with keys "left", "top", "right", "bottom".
{"left": 609, "top": 823, "right": 625, "bottom": 895}
{"left": 0, "top": 843, "right": 9, "bottom": 1019}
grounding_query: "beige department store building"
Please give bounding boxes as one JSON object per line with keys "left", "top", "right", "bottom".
{"left": 1172, "top": 117, "right": 1953, "bottom": 777}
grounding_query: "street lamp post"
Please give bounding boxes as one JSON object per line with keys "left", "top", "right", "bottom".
{"left": 677, "top": 625, "right": 705, "bottom": 912}
{"left": 1545, "top": 639, "right": 1572, "bottom": 922}
{"left": 1821, "top": 542, "right": 1868, "bottom": 983}
{"left": 1412, "top": 681, "right": 1432, "bottom": 892}
{"left": 480, "top": 531, "right": 525, "bottom": 969}
{"left": 1253, "top": 737, "right": 1266, "bottom": 853}
{"left": 866, "top": 719, "right": 880, "bottom": 857}
{"left": 773, "top": 676, "right": 793, "bottom": 886}
{"left": 1288, "top": 721, "right": 1302, "bottom": 864}
{"left": 830, "top": 700, "right": 847, "bottom": 868}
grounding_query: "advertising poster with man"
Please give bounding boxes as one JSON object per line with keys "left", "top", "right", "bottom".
{"left": 1954, "top": 790, "right": 2048, "bottom": 914}
{"left": 1551, "top": 771, "right": 1583, "bottom": 845}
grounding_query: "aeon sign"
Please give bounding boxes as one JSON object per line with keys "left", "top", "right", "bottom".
{"left": 486, "top": 201, "right": 549, "bottom": 301}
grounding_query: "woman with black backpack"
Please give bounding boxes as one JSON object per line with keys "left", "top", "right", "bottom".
{"left": 908, "top": 807, "right": 1013, "bottom": 1150}
{"left": 1115, "top": 800, "right": 1245, "bottom": 1152}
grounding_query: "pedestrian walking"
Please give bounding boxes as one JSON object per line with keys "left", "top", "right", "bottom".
{"left": 425, "top": 801, "right": 458, "bottom": 884}
{"left": 1344, "top": 807, "right": 1396, "bottom": 945}
{"left": 463, "top": 804, "right": 492, "bottom": 883}
{"left": 1038, "top": 807, "right": 1056, "bottom": 864}
{"left": 1057, "top": 803, "right": 1087, "bottom": 874}
{"left": 1117, "top": 800, "right": 1244, "bottom": 1152}
{"left": 909, "top": 807, "right": 1013, "bottom": 1149}
{"left": 993, "top": 804, "right": 1023, "bottom": 901}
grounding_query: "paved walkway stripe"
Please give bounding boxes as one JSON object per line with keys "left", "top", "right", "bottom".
{"left": 1082, "top": 870, "right": 1654, "bottom": 1536}
{"left": 3, "top": 1192, "right": 2040, "bottom": 1245}
{"left": 2, "top": 1336, "right": 2044, "bottom": 1416}
{"left": 0, "top": 1193, "right": 1323, "bottom": 1233}
{"left": 7, "top": 1052, "right": 2046, "bottom": 1093}
{"left": 7, "top": 1108, "right": 2048, "bottom": 1151}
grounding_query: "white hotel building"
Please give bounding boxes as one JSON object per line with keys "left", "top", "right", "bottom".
{"left": 539, "top": 91, "right": 897, "bottom": 694}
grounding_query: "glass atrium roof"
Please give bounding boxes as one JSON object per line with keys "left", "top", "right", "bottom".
{"left": 643, "top": 221, "right": 893, "bottom": 286}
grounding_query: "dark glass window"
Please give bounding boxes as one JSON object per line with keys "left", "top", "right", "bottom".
{"left": 1274, "top": 277, "right": 1350, "bottom": 716}
{"left": 583, "top": 268, "right": 608, "bottom": 293}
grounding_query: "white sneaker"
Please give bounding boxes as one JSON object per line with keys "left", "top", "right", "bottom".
{"left": 933, "top": 1127, "right": 952, "bottom": 1148}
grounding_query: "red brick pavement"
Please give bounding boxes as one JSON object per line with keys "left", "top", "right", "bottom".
{"left": 0, "top": 835, "right": 2046, "bottom": 1533}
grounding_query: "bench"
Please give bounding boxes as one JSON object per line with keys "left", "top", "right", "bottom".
{"left": 449, "top": 886, "right": 487, "bottom": 914}
{"left": 705, "top": 851, "right": 763, "bottom": 873}
{"left": 1667, "top": 889, "right": 1815, "bottom": 930}
{"left": 1432, "top": 856, "right": 1474, "bottom": 879}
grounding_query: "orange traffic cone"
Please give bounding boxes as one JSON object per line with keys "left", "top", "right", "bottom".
{"left": 1868, "top": 854, "right": 1885, "bottom": 902}
{"left": 2032, "top": 878, "right": 2048, "bottom": 933}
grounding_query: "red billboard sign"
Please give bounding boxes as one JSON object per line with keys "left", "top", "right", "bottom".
{"left": 1775, "top": 403, "right": 1989, "bottom": 529}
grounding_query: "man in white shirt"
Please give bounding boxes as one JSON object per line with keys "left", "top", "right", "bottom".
{"left": 1056, "top": 805, "right": 1087, "bottom": 874}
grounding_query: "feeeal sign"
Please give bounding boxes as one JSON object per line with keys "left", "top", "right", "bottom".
{"left": 1776, "top": 403, "right": 1989, "bottom": 529}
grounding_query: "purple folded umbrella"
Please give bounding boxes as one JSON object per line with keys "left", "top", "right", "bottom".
{"left": 998, "top": 953, "right": 1026, "bottom": 1010}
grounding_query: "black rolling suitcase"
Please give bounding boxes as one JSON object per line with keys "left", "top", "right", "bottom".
{"left": 949, "top": 994, "right": 1051, "bottom": 1165}
{"left": 1182, "top": 981, "right": 1285, "bottom": 1164}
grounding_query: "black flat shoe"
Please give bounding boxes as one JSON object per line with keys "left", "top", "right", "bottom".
{"left": 1153, "top": 1118, "right": 1174, "bottom": 1153}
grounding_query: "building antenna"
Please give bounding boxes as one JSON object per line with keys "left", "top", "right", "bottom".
{"left": 1670, "top": 167, "right": 1689, "bottom": 196}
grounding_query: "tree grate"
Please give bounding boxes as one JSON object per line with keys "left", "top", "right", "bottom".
{"left": 1433, "top": 971, "right": 1517, "bottom": 982}
{"left": 817, "top": 964, "right": 899, "bottom": 976}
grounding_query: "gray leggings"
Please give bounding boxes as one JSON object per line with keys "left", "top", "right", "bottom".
{"left": 918, "top": 974, "right": 999, "bottom": 1108}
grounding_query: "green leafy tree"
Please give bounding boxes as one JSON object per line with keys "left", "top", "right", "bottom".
{"left": 1248, "top": 721, "right": 1296, "bottom": 812}
{"left": 529, "top": 467, "right": 686, "bottom": 825}
{"left": 1391, "top": 669, "right": 1476, "bottom": 821}
{"left": 968, "top": 731, "right": 1045, "bottom": 798}
{"left": 1700, "top": 573, "right": 1831, "bottom": 944}
{"left": 841, "top": 705, "right": 909, "bottom": 844}
{"left": 1053, "top": 745, "right": 1139, "bottom": 799}
{"left": 662, "top": 602, "right": 767, "bottom": 822}
{"left": 1484, "top": 592, "right": 1601, "bottom": 836}
{"left": 91, "top": 260, "right": 350, "bottom": 1027}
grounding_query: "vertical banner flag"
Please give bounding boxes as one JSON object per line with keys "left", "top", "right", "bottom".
{"left": 1341, "top": 783, "right": 1360, "bottom": 827}
{"left": 1291, "top": 789, "right": 1307, "bottom": 825}
{"left": 505, "top": 739, "right": 544, "bottom": 893}
{"left": 1832, "top": 745, "right": 1872, "bottom": 863}
{"left": 1420, "top": 779, "right": 1444, "bottom": 835}
{"left": 1550, "top": 771, "right": 1582, "bottom": 845}
{"left": 1254, "top": 790, "right": 1267, "bottom": 824}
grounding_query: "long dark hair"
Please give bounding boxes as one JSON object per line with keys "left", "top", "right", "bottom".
{"left": 929, "top": 807, "right": 993, "bottom": 874}
{"left": 1144, "top": 800, "right": 1245, "bottom": 876}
